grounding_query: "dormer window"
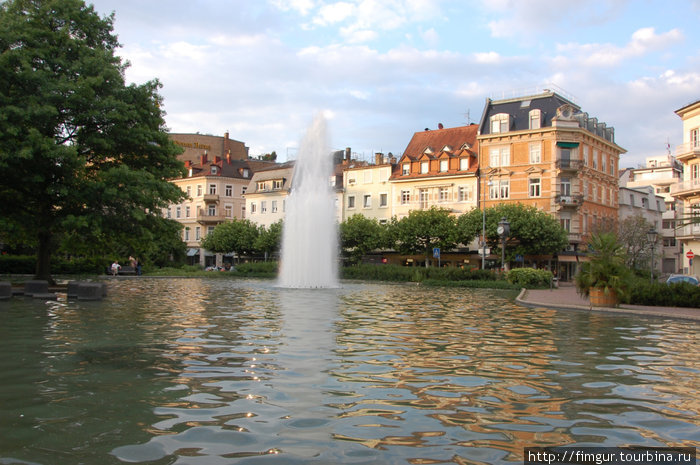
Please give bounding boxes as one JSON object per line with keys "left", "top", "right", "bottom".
{"left": 402, "top": 163, "right": 410, "bottom": 175}
{"left": 211, "top": 165, "right": 218, "bottom": 175}
{"left": 460, "top": 157, "right": 469, "bottom": 171}
{"left": 423, "top": 147, "right": 433, "bottom": 154}
{"left": 420, "top": 161, "right": 429, "bottom": 174}
{"left": 441, "top": 145, "right": 452, "bottom": 153}
{"left": 490, "top": 113, "right": 510, "bottom": 133}
{"left": 529, "top": 109, "right": 541, "bottom": 130}
{"left": 460, "top": 142, "right": 472, "bottom": 150}
{"left": 439, "top": 159, "right": 448, "bottom": 172}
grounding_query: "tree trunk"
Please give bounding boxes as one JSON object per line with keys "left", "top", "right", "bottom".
{"left": 35, "top": 230, "right": 55, "bottom": 285}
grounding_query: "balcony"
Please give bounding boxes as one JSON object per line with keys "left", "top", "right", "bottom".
{"left": 555, "top": 159, "right": 584, "bottom": 171}
{"left": 676, "top": 223, "right": 700, "bottom": 240}
{"left": 675, "top": 141, "right": 700, "bottom": 161}
{"left": 567, "top": 232, "right": 583, "bottom": 244}
{"left": 555, "top": 194, "right": 584, "bottom": 208}
{"left": 203, "top": 193, "right": 219, "bottom": 203}
{"left": 670, "top": 179, "right": 700, "bottom": 198}
{"left": 197, "top": 209, "right": 225, "bottom": 224}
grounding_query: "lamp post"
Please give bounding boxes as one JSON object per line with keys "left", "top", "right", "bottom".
{"left": 646, "top": 228, "right": 657, "bottom": 284}
{"left": 497, "top": 217, "right": 510, "bottom": 272}
{"left": 481, "top": 178, "right": 493, "bottom": 269}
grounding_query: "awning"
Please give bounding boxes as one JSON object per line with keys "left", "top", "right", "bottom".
{"left": 556, "top": 141, "right": 579, "bottom": 148}
{"left": 186, "top": 248, "right": 199, "bottom": 257}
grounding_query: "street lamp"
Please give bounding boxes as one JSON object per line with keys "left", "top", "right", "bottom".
{"left": 481, "top": 178, "right": 493, "bottom": 269}
{"left": 498, "top": 216, "right": 510, "bottom": 272}
{"left": 646, "top": 228, "right": 657, "bottom": 284}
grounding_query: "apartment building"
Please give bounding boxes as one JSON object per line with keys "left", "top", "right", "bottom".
{"left": 245, "top": 162, "right": 294, "bottom": 229}
{"left": 672, "top": 99, "right": 700, "bottom": 275}
{"left": 390, "top": 124, "right": 479, "bottom": 219}
{"left": 343, "top": 153, "right": 395, "bottom": 224}
{"left": 477, "top": 90, "right": 625, "bottom": 281}
{"left": 619, "top": 155, "right": 683, "bottom": 273}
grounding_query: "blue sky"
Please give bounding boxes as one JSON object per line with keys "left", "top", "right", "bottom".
{"left": 88, "top": 0, "right": 700, "bottom": 167}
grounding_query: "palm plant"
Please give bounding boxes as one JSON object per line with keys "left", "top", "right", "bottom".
{"left": 575, "top": 232, "right": 631, "bottom": 304}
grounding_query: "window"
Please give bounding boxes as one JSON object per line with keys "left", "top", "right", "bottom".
{"left": 363, "top": 195, "right": 371, "bottom": 208}
{"left": 583, "top": 180, "right": 588, "bottom": 199}
{"left": 662, "top": 219, "right": 675, "bottom": 229}
{"left": 663, "top": 238, "right": 677, "bottom": 247}
{"left": 529, "top": 143, "right": 541, "bottom": 164}
{"left": 225, "top": 205, "right": 232, "bottom": 217}
{"left": 241, "top": 187, "right": 247, "bottom": 196}
{"left": 458, "top": 186, "right": 472, "bottom": 202}
{"left": 439, "top": 187, "right": 449, "bottom": 202}
{"left": 242, "top": 169, "right": 249, "bottom": 178}
{"left": 692, "top": 164, "right": 699, "bottom": 179}
{"left": 225, "top": 185, "right": 233, "bottom": 196}
{"left": 208, "top": 204, "right": 216, "bottom": 216}
{"left": 274, "top": 179, "right": 283, "bottom": 189}
{"left": 489, "top": 146, "right": 510, "bottom": 167}
{"left": 419, "top": 188, "right": 429, "bottom": 208}
{"left": 490, "top": 180, "right": 509, "bottom": 199}
{"left": 560, "top": 177, "right": 571, "bottom": 196}
{"left": 379, "top": 193, "right": 388, "bottom": 207}
{"left": 363, "top": 171, "right": 372, "bottom": 184}
{"left": 401, "top": 190, "right": 410, "bottom": 205}
{"left": 592, "top": 151, "right": 598, "bottom": 170}
{"left": 529, "top": 178, "right": 541, "bottom": 197}
{"left": 185, "top": 205, "right": 191, "bottom": 218}
{"left": 583, "top": 146, "right": 589, "bottom": 166}
{"left": 261, "top": 201, "right": 267, "bottom": 213}
{"left": 211, "top": 166, "right": 218, "bottom": 175}
{"left": 348, "top": 196, "right": 355, "bottom": 209}
{"left": 166, "top": 208, "right": 171, "bottom": 219}
{"left": 459, "top": 157, "right": 469, "bottom": 171}
{"left": 691, "top": 128, "right": 699, "bottom": 148}
{"left": 241, "top": 205, "right": 246, "bottom": 218}
{"left": 439, "top": 160, "right": 448, "bottom": 172}
{"left": 184, "top": 228, "right": 190, "bottom": 241}
{"left": 421, "top": 161, "right": 429, "bottom": 174}
{"left": 529, "top": 109, "right": 541, "bottom": 129}
{"left": 490, "top": 113, "right": 510, "bottom": 133}
{"left": 195, "top": 226, "right": 201, "bottom": 241}
{"left": 642, "top": 197, "right": 648, "bottom": 209}
{"left": 402, "top": 163, "right": 410, "bottom": 175}
{"left": 250, "top": 202, "right": 256, "bottom": 214}
{"left": 209, "top": 184, "right": 216, "bottom": 195}
{"left": 197, "top": 185, "right": 203, "bottom": 196}
{"left": 207, "top": 226, "right": 215, "bottom": 236}
{"left": 609, "top": 159, "right": 615, "bottom": 176}
{"left": 560, "top": 218, "right": 571, "bottom": 232}
{"left": 176, "top": 206, "right": 181, "bottom": 218}
{"left": 186, "top": 186, "right": 192, "bottom": 198}
{"left": 257, "top": 181, "right": 266, "bottom": 191}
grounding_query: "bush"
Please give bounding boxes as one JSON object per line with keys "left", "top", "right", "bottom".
{"left": 341, "top": 264, "right": 503, "bottom": 284}
{"left": 506, "top": 268, "right": 554, "bottom": 288}
{"left": 626, "top": 280, "right": 700, "bottom": 308}
{"left": 0, "top": 255, "right": 35, "bottom": 274}
{"left": 0, "top": 255, "right": 105, "bottom": 275}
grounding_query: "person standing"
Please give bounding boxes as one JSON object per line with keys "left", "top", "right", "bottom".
{"left": 111, "top": 260, "right": 121, "bottom": 276}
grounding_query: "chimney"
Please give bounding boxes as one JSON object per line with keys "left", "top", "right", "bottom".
{"left": 224, "top": 131, "right": 230, "bottom": 156}
{"left": 226, "top": 150, "right": 231, "bottom": 164}
{"left": 375, "top": 152, "right": 384, "bottom": 165}
{"left": 438, "top": 123, "right": 444, "bottom": 129}
{"left": 184, "top": 160, "right": 191, "bottom": 168}
{"left": 200, "top": 153, "right": 207, "bottom": 165}
{"left": 214, "top": 156, "right": 221, "bottom": 164}
{"left": 344, "top": 147, "right": 351, "bottom": 164}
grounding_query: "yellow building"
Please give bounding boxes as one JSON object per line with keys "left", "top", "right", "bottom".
{"left": 390, "top": 124, "right": 480, "bottom": 219}
{"left": 672, "top": 99, "right": 700, "bottom": 275}
{"left": 477, "top": 90, "right": 625, "bottom": 280}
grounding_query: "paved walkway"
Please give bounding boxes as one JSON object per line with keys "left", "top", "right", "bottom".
{"left": 516, "top": 283, "right": 700, "bottom": 322}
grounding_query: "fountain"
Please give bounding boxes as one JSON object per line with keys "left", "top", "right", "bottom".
{"left": 278, "top": 114, "right": 339, "bottom": 288}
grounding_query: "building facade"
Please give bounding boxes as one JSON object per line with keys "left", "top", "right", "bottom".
{"left": 672, "top": 99, "right": 700, "bottom": 276}
{"left": 477, "top": 90, "right": 625, "bottom": 280}
{"left": 343, "top": 153, "right": 395, "bottom": 224}
{"left": 245, "top": 162, "right": 294, "bottom": 229}
{"left": 619, "top": 155, "right": 683, "bottom": 273}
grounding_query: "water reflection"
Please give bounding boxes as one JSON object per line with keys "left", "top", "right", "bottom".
{"left": 0, "top": 279, "right": 697, "bottom": 465}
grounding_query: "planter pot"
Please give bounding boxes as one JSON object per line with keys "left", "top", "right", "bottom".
{"left": 589, "top": 288, "right": 618, "bottom": 307}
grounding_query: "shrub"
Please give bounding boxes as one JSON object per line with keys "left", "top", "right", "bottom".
{"left": 626, "top": 280, "right": 700, "bottom": 308}
{"left": 506, "top": 268, "right": 554, "bottom": 288}
{"left": 0, "top": 255, "right": 35, "bottom": 274}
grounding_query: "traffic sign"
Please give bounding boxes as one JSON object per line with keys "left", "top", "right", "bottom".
{"left": 687, "top": 250, "right": 695, "bottom": 260}
{"left": 433, "top": 248, "right": 440, "bottom": 259}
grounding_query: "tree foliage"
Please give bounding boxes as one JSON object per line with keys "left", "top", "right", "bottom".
{"left": 392, "top": 207, "right": 457, "bottom": 264}
{"left": 618, "top": 214, "right": 655, "bottom": 270}
{"left": 339, "top": 214, "right": 383, "bottom": 265}
{"left": 200, "top": 219, "right": 259, "bottom": 260}
{"left": 457, "top": 203, "right": 568, "bottom": 259}
{"left": 254, "top": 220, "right": 283, "bottom": 259}
{"left": 0, "top": 0, "right": 186, "bottom": 280}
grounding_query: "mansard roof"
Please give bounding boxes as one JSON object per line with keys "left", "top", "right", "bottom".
{"left": 401, "top": 124, "right": 478, "bottom": 161}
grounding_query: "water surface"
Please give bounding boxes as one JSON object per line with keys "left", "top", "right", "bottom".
{"left": 0, "top": 279, "right": 698, "bottom": 464}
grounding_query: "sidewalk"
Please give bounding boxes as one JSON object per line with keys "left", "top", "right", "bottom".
{"left": 516, "top": 283, "right": 700, "bottom": 322}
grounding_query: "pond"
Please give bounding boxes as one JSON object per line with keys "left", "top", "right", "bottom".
{"left": 0, "top": 279, "right": 698, "bottom": 464}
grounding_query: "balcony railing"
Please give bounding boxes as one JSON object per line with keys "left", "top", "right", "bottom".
{"left": 675, "top": 141, "right": 700, "bottom": 159}
{"left": 554, "top": 194, "right": 584, "bottom": 208}
{"left": 197, "top": 209, "right": 225, "bottom": 224}
{"left": 676, "top": 223, "right": 700, "bottom": 240}
{"left": 555, "top": 159, "right": 584, "bottom": 171}
{"left": 670, "top": 178, "right": 700, "bottom": 197}
{"left": 203, "top": 193, "right": 219, "bottom": 202}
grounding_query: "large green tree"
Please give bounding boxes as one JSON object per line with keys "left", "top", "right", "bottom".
{"left": 0, "top": 0, "right": 186, "bottom": 280}
{"left": 457, "top": 203, "right": 568, "bottom": 260}
{"left": 200, "top": 219, "right": 259, "bottom": 262}
{"left": 254, "top": 220, "right": 283, "bottom": 260}
{"left": 392, "top": 207, "right": 458, "bottom": 266}
{"left": 339, "top": 214, "right": 384, "bottom": 265}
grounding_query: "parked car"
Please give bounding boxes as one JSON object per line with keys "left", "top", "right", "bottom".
{"left": 665, "top": 274, "right": 699, "bottom": 286}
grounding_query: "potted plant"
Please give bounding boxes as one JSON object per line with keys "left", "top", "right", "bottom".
{"left": 575, "top": 232, "right": 631, "bottom": 307}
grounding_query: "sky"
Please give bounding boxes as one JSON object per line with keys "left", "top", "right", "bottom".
{"left": 87, "top": 0, "right": 700, "bottom": 167}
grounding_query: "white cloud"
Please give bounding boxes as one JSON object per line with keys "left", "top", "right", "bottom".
{"left": 473, "top": 51, "right": 502, "bottom": 64}
{"left": 314, "top": 2, "right": 355, "bottom": 26}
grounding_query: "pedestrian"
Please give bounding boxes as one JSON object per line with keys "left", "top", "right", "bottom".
{"left": 135, "top": 258, "right": 142, "bottom": 276}
{"left": 129, "top": 255, "right": 137, "bottom": 268}
{"left": 111, "top": 260, "right": 121, "bottom": 276}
